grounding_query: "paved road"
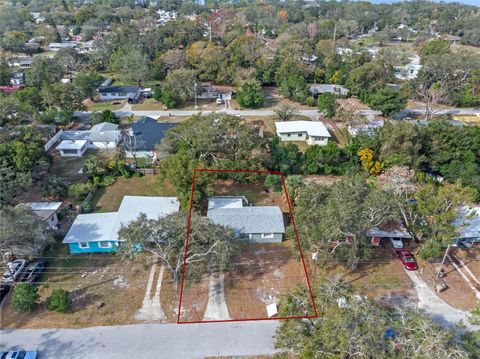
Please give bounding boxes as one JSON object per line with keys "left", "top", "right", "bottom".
{"left": 74, "top": 107, "right": 479, "bottom": 119}
{"left": 0, "top": 321, "right": 279, "bottom": 359}
{"left": 404, "top": 269, "right": 479, "bottom": 332}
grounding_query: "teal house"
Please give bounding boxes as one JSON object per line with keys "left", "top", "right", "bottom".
{"left": 63, "top": 196, "right": 180, "bottom": 254}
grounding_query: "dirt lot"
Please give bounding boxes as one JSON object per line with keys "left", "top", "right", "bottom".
{"left": 225, "top": 241, "right": 313, "bottom": 319}
{"left": 422, "top": 249, "right": 479, "bottom": 311}
{"left": 0, "top": 243, "right": 151, "bottom": 329}
{"left": 178, "top": 241, "right": 313, "bottom": 322}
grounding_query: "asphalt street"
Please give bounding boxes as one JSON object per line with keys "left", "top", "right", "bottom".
{"left": 0, "top": 321, "right": 280, "bottom": 358}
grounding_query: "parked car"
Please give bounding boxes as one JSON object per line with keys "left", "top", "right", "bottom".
{"left": 4, "top": 350, "right": 37, "bottom": 359}
{"left": 389, "top": 237, "right": 404, "bottom": 249}
{"left": 19, "top": 260, "right": 46, "bottom": 283}
{"left": 396, "top": 249, "right": 418, "bottom": 270}
{"left": 2, "top": 259, "right": 27, "bottom": 283}
{"left": 0, "top": 284, "right": 10, "bottom": 303}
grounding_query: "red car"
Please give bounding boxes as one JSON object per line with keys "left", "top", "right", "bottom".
{"left": 396, "top": 249, "right": 418, "bottom": 270}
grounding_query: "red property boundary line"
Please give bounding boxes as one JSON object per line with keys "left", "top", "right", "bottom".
{"left": 177, "top": 168, "right": 318, "bottom": 324}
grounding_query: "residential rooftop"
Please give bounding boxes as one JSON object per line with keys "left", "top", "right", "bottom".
{"left": 275, "top": 121, "right": 331, "bottom": 138}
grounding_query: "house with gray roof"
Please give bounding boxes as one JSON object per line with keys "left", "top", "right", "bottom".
{"left": 63, "top": 196, "right": 180, "bottom": 253}
{"left": 97, "top": 85, "right": 141, "bottom": 102}
{"left": 17, "top": 202, "right": 62, "bottom": 230}
{"left": 125, "top": 117, "right": 177, "bottom": 159}
{"left": 452, "top": 206, "right": 480, "bottom": 248}
{"left": 309, "top": 84, "right": 349, "bottom": 97}
{"left": 207, "top": 196, "right": 285, "bottom": 243}
{"left": 56, "top": 122, "right": 121, "bottom": 157}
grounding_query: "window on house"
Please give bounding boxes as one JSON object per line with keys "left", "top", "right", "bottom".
{"left": 298, "top": 133, "right": 303, "bottom": 137}
{"left": 287, "top": 134, "right": 291, "bottom": 137}
{"left": 79, "top": 242, "right": 89, "bottom": 249}
{"left": 261, "top": 233, "right": 274, "bottom": 239}
{"left": 98, "top": 241, "right": 111, "bottom": 248}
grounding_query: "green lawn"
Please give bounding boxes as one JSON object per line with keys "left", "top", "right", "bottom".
{"left": 91, "top": 175, "right": 177, "bottom": 212}
{"left": 85, "top": 101, "right": 125, "bottom": 112}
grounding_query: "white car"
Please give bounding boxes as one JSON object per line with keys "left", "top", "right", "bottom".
{"left": 2, "top": 259, "right": 27, "bottom": 283}
{"left": 389, "top": 237, "right": 404, "bottom": 249}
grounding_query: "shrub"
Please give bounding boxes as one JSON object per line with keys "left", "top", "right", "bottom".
{"left": 264, "top": 174, "right": 283, "bottom": 192}
{"left": 48, "top": 288, "right": 70, "bottom": 313}
{"left": 43, "top": 175, "right": 68, "bottom": 198}
{"left": 12, "top": 283, "right": 38, "bottom": 312}
{"left": 82, "top": 201, "right": 93, "bottom": 213}
{"left": 68, "top": 182, "right": 94, "bottom": 200}
{"left": 305, "top": 96, "right": 316, "bottom": 107}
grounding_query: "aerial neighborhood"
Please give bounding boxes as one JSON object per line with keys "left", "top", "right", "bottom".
{"left": 1, "top": 0, "right": 480, "bottom": 358}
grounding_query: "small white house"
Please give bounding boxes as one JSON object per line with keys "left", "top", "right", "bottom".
{"left": 275, "top": 121, "right": 331, "bottom": 145}
{"left": 21, "top": 202, "right": 62, "bottom": 229}
{"left": 309, "top": 84, "right": 350, "bottom": 97}
{"left": 97, "top": 86, "right": 141, "bottom": 102}
{"left": 57, "top": 139, "right": 88, "bottom": 157}
{"left": 48, "top": 42, "right": 77, "bottom": 51}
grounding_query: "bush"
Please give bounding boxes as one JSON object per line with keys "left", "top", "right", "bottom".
{"left": 43, "top": 175, "right": 68, "bottom": 198}
{"left": 12, "top": 283, "right": 38, "bottom": 312}
{"left": 305, "top": 96, "right": 316, "bottom": 107}
{"left": 48, "top": 288, "right": 70, "bottom": 313}
{"left": 82, "top": 201, "right": 93, "bottom": 213}
{"left": 68, "top": 182, "right": 94, "bottom": 200}
{"left": 264, "top": 174, "right": 283, "bottom": 192}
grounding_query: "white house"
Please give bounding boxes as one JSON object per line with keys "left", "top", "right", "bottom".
{"left": 275, "top": 121, "right": 331, "bottom": 145}
{"left": 394, "top": 55, "right": 421, "bottom": 81}
{"left": 310, "top": 84, "right": 350, "bottom": 97}
{"left": 56, "top": 122, "right": 121, "bottom": 157}
{"left": 48, "top": 42, "right": 77, "bottom": 51}
{"left": 452, "top": 206, "right": 480, "bottom": 248}
{"left": 97, "top": 86, "right": 141, "bottom": 102}
{"left": 19, "top": 202, "right": 62, "bottom": 229}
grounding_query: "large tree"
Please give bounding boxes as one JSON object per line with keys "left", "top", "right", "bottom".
{"left": 0, "top": 206, "right": 53, "bottom": 264}
{"left": 295, "top": 177, "right": 397, "bottom": 269}
{"left": 162, "top": 68, "right": 198, "bottom": 103}
{"left": 118, "top": 212, "right": 239, "bottom": 289}
{"left": 275, "top": 277, "right": 471, "bottom": 358}
{"left": 25, "top": 57, "right": 63, "bottom": 89}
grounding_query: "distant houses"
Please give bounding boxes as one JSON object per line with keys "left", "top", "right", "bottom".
{"left": 63, "top": 196, "right": 180, "bottom": 253}
{"left": 56, "top": 122, "right": 121, "bottom": 157}
{"left": 125, "top": 117, "right": 177, "bottom": 160}
{"left": 275, "top": 121, "right": 331, "bottom": 145}
{"left": 452, "top": 206, "right": 480, "bottom": 248}
{"left": 207, "top": 196, "right": 285, "bottom": 243}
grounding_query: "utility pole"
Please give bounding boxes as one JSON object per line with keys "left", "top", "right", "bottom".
{"left": 194, "top": 81, "right": 198, "bottom": 111}
{"left": 332, "top": 22, "right": 337, "bottom": 51}
{"left": 437, "top": 244, "right": 452, "bottom": 279}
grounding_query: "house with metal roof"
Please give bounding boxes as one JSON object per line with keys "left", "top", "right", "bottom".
{"left": 17, "top": 202, "right": 62, "bottom": 230}
{"left": 48, "top": 42, "right": 77, "bottom": 51}
{"left": 63, "top": 196, "right": 180, "bottom": 253}
{"left": 56, "top": 122, "right": 121, "bottom": 157}
{"left": 275, "top": 121, "right": 331, "bottom": 146}
{"left": 452, "top": 206, "right": 480, "bottom": 248}
{"left": 97, "top": 85, "right": 141, "bottom": 102}
{"left": 367, "top": 219, "right": 412, "bottom": 246}
{"left": 207, "top": 196, "right": 285, "bottom": 243}
{"left": 125, "top": 117, "right": 177, "bottom": 159}
{"left": 309, "top": 84, "right": 350, "bottom": 97}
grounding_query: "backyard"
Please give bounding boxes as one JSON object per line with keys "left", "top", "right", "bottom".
{"left": 91, "top": 174, "right": 177, "bottom": 212}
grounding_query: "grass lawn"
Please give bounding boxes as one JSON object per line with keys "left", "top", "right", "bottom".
{"left": 91, "top": 175, "right": 177, "bottom": 212}
{"left": 84, "top": 101, "right": 125, "bottom": 112}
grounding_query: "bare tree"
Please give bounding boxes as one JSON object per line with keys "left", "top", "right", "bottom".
{"left": 121, "top": 126, "right": 143, "bottom": 169}
{"left": 414, "top": 83, "right": 447, "bottom": 121}
{"left": 273, "top": 104, "right": 300, "bottom": 122}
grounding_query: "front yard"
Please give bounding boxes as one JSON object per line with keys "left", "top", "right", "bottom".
{"left": 0, "top": 243, "right": 151, "bottom": 329}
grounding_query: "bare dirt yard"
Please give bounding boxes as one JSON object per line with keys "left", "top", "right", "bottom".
{"left": 422, "top": 248, "right": 480, "bottom": 311}
{"left": 0, "top": 244, "right": 152, "bottom": 329}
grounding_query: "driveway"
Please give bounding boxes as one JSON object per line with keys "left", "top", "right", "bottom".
{"left": 404, "top": 269, "right": 479, "bottom": 331}
{"left": 0, "top": 321, "right": 279, "bottom": 358}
